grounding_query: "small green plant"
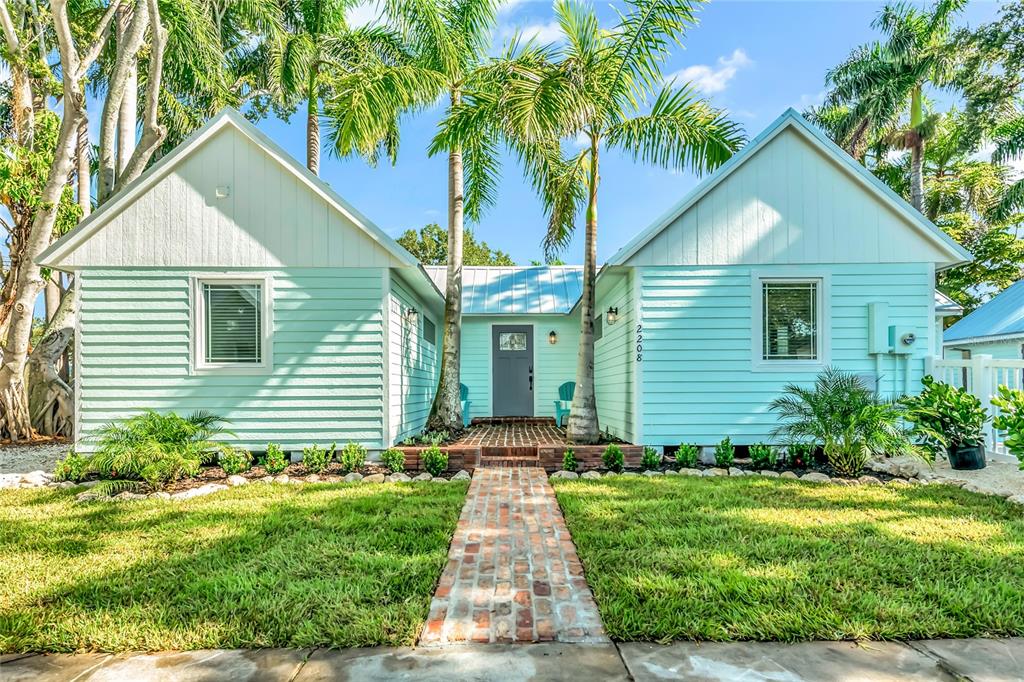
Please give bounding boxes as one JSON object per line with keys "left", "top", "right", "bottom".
{"left": 380, "top": 447, "right": 405, "bottom": 473}
{"left": 88, "top": 480, "right": 148, "bottom": 497}
{"left": 749, "top": 443, "right": 777, "bottom": 470}
{"left": 418, "top": 430, "right": 450, "bottom": 446}
{"left": 422, "top": 445, "right": 448, "bottom": 477}
{"left": 53, "top": 449, "right": 90, "bottom": 482}
{"left": 602, "top": 444, "right": 624, "bottom": 472}
{"left": 260, "top": 443, "right": 288, "bottom": 474}
{"left": 337, "top": 442, "right": 366, "bottom": 474}
{"left": 675, "top": 443, "right": 699, "bottom": 468}
{"left": 641, "top": 446, "right": 661, "bottom": 470}
{"left": 992, "top": 385, "right": 1024, "bottom": 470}
{"left": 714, "top": 437, "right": 735, "bottom": 467}
{"left": 302, "top": 443, "right": 335, "bottom": 473}
{"left": 220, "top": 448, "right": 252, "bottom": 475}
{"left": 562, "top": 448, "right": 577, "bottom": 472}
{"left": 903, "top": 376, "right": 988, "bottom": 455}
{"left": 785, "top": 443, "right": 814, "bottom": 468}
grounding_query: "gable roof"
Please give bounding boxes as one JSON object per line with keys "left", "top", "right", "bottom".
{"left": 944, "top": 280, "right": 1024, "bottom": 344}
{"left": 38, "top": 108, "right": 425, "bottom": 274}
{"left": 934, "top": 290, "right": 963, "bottom": 317}
{"left": 606, "top": 108, "right": 972, "bottom": 269}
{"left": 425, "top": 266, "right": 583, "bottom": 314}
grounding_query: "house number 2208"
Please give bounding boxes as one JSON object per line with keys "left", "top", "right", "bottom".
{"left": 636, "top": 324, "right": 643, "bottom": 362}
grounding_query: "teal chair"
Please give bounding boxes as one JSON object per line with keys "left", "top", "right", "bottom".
{"left": 554, "top": 381, "right": 575, "bottom": 427}
{"left": 460, "top": 383, "right": 470, "bottom": 427}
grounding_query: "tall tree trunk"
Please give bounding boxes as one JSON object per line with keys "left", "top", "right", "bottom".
{"left": 44, "top": 274, "right": 61, "bottom": 322}
{"left": 425, "top": 90, "right": 465, "bottom": 433}
{"left": 306, "top": 64, "right": 320, "bottom": 175}
{"left": 908, "top": 84, "right": 925, "bottom": 213}
{"left": 77, "top": 115, "right": 91, "bottom": 217}
{"left": 27, "top": 285, "right": 76, "bottom": 437}
{"left": 567, "top": 133, "right": 600, "bottom": 444}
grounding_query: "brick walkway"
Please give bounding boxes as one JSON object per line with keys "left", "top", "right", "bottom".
{"left": 419, "top": 467, "right": 607, "bottom": 645}
{"left": 455, "top": 420, "right": 566, "bottom": 448}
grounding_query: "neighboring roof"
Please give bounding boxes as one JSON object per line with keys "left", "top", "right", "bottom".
{"left": 934, "top": 290, "right": 963, "bottom": 316}
{"left": 38, "top": 108, "right": 432, "bottom": 288}
{"left": 425, "top": 266, "right": 583, "bottom": 314}
{"left": 605, "top": 108, "right": 972, "bottom": 269}
{"left": 944, "top": 280, "right": 1024, "bottom": 344}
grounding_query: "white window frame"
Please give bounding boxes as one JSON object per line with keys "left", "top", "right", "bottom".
{"left": 751, "top": 270, "right": 829, "bottom": 373}
{"left": 191, "top": 273, "right": 274, "bottom": 374}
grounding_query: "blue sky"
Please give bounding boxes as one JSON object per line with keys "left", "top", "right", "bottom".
{"left": 250, "top": 0, "right": 1004, "bottom": 265}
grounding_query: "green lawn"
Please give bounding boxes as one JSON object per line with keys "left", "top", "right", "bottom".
{"left": 554, "top": 476, "right": 1024, "bottom": 642}
{"left": 0, "top": 482, "right": 467, "bottom": 652}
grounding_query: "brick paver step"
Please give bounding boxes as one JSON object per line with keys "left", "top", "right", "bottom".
{"left": 419, "top": 467, "right": 607, "bottom": 646}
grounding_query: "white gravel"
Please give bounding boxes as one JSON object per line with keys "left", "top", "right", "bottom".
{"left": 0, "top": 442, "right": 71, "bottom": 475}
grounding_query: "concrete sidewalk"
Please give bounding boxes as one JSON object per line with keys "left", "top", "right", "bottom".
{"left": 3, "top": 638, "right": 1020, "bottom": 681}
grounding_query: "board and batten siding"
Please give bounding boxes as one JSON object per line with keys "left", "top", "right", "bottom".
{"left": 625, "top": 127, "right": 952, "bottom": 268}
{"left": 459, "top": 315, "right": 579, "bottom": 420}
{"left": 594, "top": 273, "right": 636, "bottom": 442}
{"left": 77, "top": 267, "right": 387, "bottom": 452}
{"left": 638, "top": 263, "right": 933, "bottom": 445}
{"left": 388, "top": 276, "right": 440, "bottom": 444}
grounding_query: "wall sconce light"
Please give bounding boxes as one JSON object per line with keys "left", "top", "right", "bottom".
{"left": 215, "top": 185, "right": 231, "bottom": 199}
{"left": 405, "top": 308, "right": 419, "bottom": 324}
{"left": 606, "top": 307, "right": 619, "bottom": 325}
{"left": 548, "top": 330, "right": 558, "bottom": 345}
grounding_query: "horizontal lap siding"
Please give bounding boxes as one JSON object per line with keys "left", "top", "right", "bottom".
{"left": 388, "top": 277, "right": 439, "bottom": 444}
{"left": 639, "top": 263, "right": 932, "bottom": 445}
{"left": 78, "top": 268, "right": 386, "bottom": 452}
{"left": 595, "top": 274, "right": 634, "bottom": 442}
{"left": 944, "top": 340, "right": 1024, "bottom": 360}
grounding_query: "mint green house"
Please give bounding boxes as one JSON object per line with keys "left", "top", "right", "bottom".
{"left": 39, "top": 108, "right": 971, "bottom": 453}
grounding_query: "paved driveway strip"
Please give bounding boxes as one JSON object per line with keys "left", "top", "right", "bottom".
{"left": 418, "top": 467, "right": 606, "bottom": 645}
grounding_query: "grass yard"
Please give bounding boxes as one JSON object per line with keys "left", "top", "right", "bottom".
{"left": 0, "top": 482, "right": 467, "bottom": 652}
{"left": 554, "top": 476, "right": 1024, "bottom": 642}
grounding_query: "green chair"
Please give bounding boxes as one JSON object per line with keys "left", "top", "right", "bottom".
{"left": 460, "top": 383, "right": 470, "bottom": 427}
{"left": 554, "top": 381, "right": 575, "bottom": 427}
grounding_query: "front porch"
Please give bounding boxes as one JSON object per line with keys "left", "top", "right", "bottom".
{"left": 397, "top": 418, "right": 644, "bottom": 473}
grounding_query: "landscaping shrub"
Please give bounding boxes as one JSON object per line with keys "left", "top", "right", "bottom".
{"left": 88, "top": 410, "right": 234, "bottom": 489}
{"left": 422, "top": 445, "right": 448, "bottom": 477}
{"left": 992, "top": 386, "right": 1024, "bottom": 470}
{"left": 784, "top": 443, "right": 814, "bottom": 468}
{"left": 418, "top": 430, "right": 450, "bottom": 446}
{"left": 749, "top": 442, "right": 777, "bottom": 469}
{"left": 562, "top": 448, "right": 577, "bottom": 472}
{"left": 675, "top": 443, "right": 699, "bottom": 468}
{"left": 602, "top": 444, "right": 624, "bottom": 472}
{"left": 337, "top": 442, "right": 366, "bottom": 474}
{"left": 220, "top": 448, "right": 252, "bottom": 475}
{"left": 772, "top": 368, "right": 920, "bottom": 476}
{"left": 302, "top": 443, "right": 335, "bottom": 473}
{"left": 904, "top": 376, "right": 988, "bottom": 456}
{"left": 641, "top": 446, "right": 661, "bottom": 470}
{"left": 380, "top": 447, "right": 405, "bottom": 473}
{"left": 261, "top": 443, "right": 288, "bottom": 474}
{"left": 53, "top": 449, "right": 89, "bottom": 482}
{"left": 714, "top": 437, "right": 734, "bottom": 467}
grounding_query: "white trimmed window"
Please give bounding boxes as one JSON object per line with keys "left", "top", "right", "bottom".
{"left": 752, "top": 274, "right": 827, "bottom": 371}
{"left": 194, "top": 277, "right": 272, "bottom": 372}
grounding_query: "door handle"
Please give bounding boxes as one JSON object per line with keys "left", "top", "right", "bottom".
{"left": 529, "top": 365, "right": 534, "bottom": 391}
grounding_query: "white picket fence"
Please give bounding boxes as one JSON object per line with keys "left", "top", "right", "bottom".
{"left": 926, "top": 355, "right": 1024, "bottom": 463}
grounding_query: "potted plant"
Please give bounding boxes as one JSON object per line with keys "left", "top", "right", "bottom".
{"left": 903, "top": 376, "right": 988, "bottom": 470}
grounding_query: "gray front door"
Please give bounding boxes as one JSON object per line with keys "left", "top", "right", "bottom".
{"left": 492, "top": 325, "right": 534, "bottom": 416}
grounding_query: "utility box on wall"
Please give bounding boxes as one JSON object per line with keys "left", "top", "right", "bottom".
{"left": 888, "top": 326, "right": 917, "bottom": 354}
{"left": 868, "top": 303, "right": 890, "bottom": 354}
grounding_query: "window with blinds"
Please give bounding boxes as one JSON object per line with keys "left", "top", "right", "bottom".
{"left": 762, "top": 281, "right": 818, "bottom": 361}
{"left": 202, "top": 282, "right": 263, "bottom": 364}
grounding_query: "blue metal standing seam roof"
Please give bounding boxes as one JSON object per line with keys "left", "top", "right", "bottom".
{"left": 944, "top": 280, "right": 1024, "bottom": 343}
{"left": 424, "top": 266, "right": 584, "bottom": 315}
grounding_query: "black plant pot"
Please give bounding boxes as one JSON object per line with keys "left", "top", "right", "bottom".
{"left": 948, "top": 443, "right": 986, "bottom": 470}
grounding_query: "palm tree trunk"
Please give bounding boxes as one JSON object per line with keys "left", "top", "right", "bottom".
{"left": 908, "top": 85, "right": 925, "bottom": 213}
{"left": 77, "top": 115, "right": 91, "bottom": 217}
{"left": 307, "top": 64, "right": 320, "bottom": 175}
{"left": 567, "top": 133, "right": 601, "bottom": 444}
{"left": 426, "top": 90, "right": 465, "bottom": 433}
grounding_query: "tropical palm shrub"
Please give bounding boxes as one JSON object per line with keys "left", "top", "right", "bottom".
{"left": 602, "top": 444, "right": 625, "bottom": 473}
{"left": 771, "top": 368, "right": 919, "bottom": 476}
{"left": 714, "top": 438, "right": 735, "bottom": 467}
{"left": 641, "top": 447, "right": 661, "bottom": 470}
{"left": 422, "top": 446, "right": 448, "bottom": 477}
{"left": 53, "top": 449, "right": 89, "bottom": 482}
{"left": 990, "top": 385, "right": 1024, "bottom": 470}
{"left": 88, "top": 410, "right": 236, "bottom": 488}
{"left": 562, "top": 448, "right": 577, "bottom": 472}
{"left": 676, "top": 443, "right": 699, "bottom": 468}
{"left": 381, "top": 448, "right": 405, "bottom": 473}
{"left": 903, "top": 376, "right": 988, "bottom": 455}
{"left": 261, "top": 444, "right": 288, "bottom": 474}
{"left": 302, "top": 443, "right": 335, "bottom": 473}
{"left": 749, "top": 443, "right": 777, "bottom": 470}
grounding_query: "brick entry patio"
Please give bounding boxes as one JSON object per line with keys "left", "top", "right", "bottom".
{"left": 419, "top": 467, "right": 606, "bottom": 646}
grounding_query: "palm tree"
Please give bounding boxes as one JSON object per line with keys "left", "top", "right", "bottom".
{"left": 824, "top": 0, "right": 967, "bottom": 212}
{"left": 326, "top": 0, "right": 499, "bottom": 433}
{"left": 991, "top": 114, "right": 1024, "bottom": 221}
{"left": 438, "top": 0, "right": 744, "bottom": 443}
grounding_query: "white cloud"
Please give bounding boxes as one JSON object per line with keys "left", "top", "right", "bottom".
{"left": 665, "top": 49, "right": 752, "bottom": 94}
{"left": 347, "top": 1, "right": 383, "bottom": 28}
{"left": 793, "top": 90, "right": 826, "bottom": 112}
{"left": 977, "top": 142, "right": 1024, "bottom": 178}
{"left": 498, "top": 0, "right": 530, "bottom": 15}
{"left": 502, "top": 20, "right": 563, "bottom": 45}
